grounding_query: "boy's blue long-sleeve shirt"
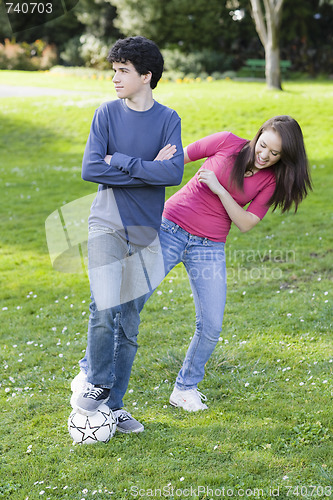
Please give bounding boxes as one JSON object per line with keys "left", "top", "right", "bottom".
{"left": 82, "top": 99, "right": 184, "bottom": 244}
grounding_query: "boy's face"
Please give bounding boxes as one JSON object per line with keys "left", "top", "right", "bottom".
{"left": 112, "top": 61, "right": 151, "bottom": 100}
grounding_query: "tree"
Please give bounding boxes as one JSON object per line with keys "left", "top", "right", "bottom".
{"left": 249, "top": 0, "right": 285, "bottom": 89}
{"left": 109, "top": 0, "right": 227, "bottom": 52}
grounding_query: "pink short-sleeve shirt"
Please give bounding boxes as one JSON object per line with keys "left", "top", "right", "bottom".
{"left": 163, "top": 132, "right": 276, "bottom": 242}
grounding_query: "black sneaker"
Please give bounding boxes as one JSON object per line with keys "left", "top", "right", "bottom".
{"left": 113, "top": 409, "right": 144, "bottom": 433}
{"left": 73, "top": 384, "right": 110, "bottom": 416}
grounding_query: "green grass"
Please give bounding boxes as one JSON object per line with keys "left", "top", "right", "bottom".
{"left": 0, "top": 71, "right": 332, "bottom": 499}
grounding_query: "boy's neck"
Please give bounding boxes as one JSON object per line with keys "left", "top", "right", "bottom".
{"left": 125, "top": 91, "right": 154, "bottom": 112}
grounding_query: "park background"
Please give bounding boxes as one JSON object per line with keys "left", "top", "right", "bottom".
{"left": 0, "top": 0, "right": 333, "bottom": 82}
{"left": 0, "top": 0, "right": 332, "bottom": 499}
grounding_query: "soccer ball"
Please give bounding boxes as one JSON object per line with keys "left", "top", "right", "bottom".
{"left": 68, "top": 404, "right": 117, "bottom": 444}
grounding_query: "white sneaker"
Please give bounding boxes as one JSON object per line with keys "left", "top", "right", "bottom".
{"left": 70, "top": 370, "right": 88, "bottom": 393}
{"left": 169, "top": 387, "right": 208, "bottom": 412}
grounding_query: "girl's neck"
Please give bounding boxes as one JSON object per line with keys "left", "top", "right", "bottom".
{"left": 244, "top": 165, "right": 260, "bottom": 177}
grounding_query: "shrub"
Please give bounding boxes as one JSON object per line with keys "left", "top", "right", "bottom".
{"left": 38, "top": 44, "right": 57, "bottom": 70}
{"left": 0, "top": 39, "right": 26, "bottom": 70}
{"left": 162, "top": 48, "right": 233, "bottom": 78}
{"left": 212, "top": 70, "right": 237, "bottom": 80}
{"left": 79, "top": 34, "right": 112, "bottom": 69}
{"left": 0, "top": 38, "right": 57, "bottom": 70}
{"left": 60, "top": 36, "right": 84, "bottom": 67}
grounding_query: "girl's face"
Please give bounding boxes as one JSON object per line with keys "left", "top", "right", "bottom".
{"left": 254, "top": 129, "right": 282, "bottom": 170}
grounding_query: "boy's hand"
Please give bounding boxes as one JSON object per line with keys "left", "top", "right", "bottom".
{"left": 154, "top": 144, "right": 177, "bottom": 161}
{"left": 104, "top": 154, "right": 112, "bottom": 164}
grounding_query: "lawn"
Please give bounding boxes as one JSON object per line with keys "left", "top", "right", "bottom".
{"left": 0, "top": 71, "right": 332, "bottom": 500}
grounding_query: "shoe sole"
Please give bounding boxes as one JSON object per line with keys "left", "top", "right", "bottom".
{"left": 169, "top": 397, "right": 208, "bottom": 411}
{"left": 116, "top": 425, "right": 144, "bottom": 434}
{"left": 71, "top": 395, "right": 111, "bottom": 417}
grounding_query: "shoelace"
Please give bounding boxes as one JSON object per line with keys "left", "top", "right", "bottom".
{"left": 189, "top": 389, "right": 207, "bottom": 401}
{"left": 85, "top": 387, "right": 105, "bottom": 400}
{"left": 116, "top": 410, "right": 132, "bottom": 422}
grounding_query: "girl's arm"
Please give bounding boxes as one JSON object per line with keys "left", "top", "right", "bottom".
{"left": 152, "top": 132, "right": 230, "bottom": 170}
{"left": 184, "top": 146, "right": 192, "bottom": 164}
{"left": 198, "top": 168, "right": 260, "bottom": 233}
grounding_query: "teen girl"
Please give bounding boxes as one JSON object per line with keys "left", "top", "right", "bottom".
{"left": 156, "top": 115, "right": 312, "bottom": 411}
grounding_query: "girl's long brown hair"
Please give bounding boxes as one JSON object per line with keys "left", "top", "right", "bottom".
{"left": 230, "top": 116, "right": 312, "bottom": 212}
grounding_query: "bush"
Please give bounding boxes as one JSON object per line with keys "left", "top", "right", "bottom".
{"left": 0, "top": 38, "right": 57, "bottom": 70}
{"left": 212, "top": 70, "right": 237, "bottom": 80}
{"left": 78, "top": 34, "right": 113, "bottom": 69}
{"left": 60, "top": 34, "right": 112, "bottom": 69}
{"left": 50, "top": 65, "right": 114, "bottom": 80}
{"left": 162, "top": 48, "right": 233, "bottom": 78}
{"left": 60, "top": 36, "right": 84, "bottom": 67}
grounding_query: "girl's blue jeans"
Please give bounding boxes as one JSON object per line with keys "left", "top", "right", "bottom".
{"left": 159, "top": 217, "right": 227, "bottom": 390}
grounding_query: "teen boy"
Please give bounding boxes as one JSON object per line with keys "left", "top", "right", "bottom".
{"left": 71, "top": 36, "right": 184, "bottom": 433}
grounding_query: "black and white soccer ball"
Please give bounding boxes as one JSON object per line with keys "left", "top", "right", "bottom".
{"left": 68, "top": 404, "right": 117, "bottom": 444}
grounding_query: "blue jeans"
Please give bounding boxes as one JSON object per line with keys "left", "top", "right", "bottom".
{"left": 80, "top": 224, "right": 163, "bottom": 409}
{"left": 80, "top": 219, "right": 226, "bottom": 407}
{"left": 159, "top": 218, "right": 227, "bottom": 390}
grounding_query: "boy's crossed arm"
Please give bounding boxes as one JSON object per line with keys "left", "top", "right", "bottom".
{"left": 104, "top": 143, "right": 177, "bottom": 165}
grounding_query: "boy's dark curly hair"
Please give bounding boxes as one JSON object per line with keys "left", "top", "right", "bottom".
{"left": 107, "top": 36, "right": 164, "bottom": 89}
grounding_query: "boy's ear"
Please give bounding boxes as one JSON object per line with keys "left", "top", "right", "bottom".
{"left": 142, "top": 71, "right": 152, "bottom": 84}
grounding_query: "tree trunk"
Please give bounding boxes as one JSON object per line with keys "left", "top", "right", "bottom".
{"left": 265, "top": 43, "right": 281, "bottom": 90}
{"left": 250, "top": 0, "right": 285, "bottom": 90}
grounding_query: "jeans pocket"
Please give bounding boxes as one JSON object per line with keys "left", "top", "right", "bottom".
{"left": 88, "top": 224, "right": 117, "bottom": 236}
{"left": 146, "top": 244, "right": 160, "bottom": 254}
{"left": 161, "top": 217, "right": 176, "bottom": 234}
